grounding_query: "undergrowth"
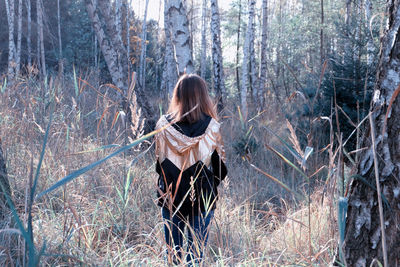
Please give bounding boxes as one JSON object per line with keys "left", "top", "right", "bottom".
{"left": 0, "top": 72, "right": 342, "bottom": 266}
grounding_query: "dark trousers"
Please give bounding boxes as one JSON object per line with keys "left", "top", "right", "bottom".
{"left": 162, "top": 208, "right": 214, "bottom": 265}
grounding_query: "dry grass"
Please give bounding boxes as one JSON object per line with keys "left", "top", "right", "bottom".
{"left": 0, "top": 73, "right": 339, "bottom": 266}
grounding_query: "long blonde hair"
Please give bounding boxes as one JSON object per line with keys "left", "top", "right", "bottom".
{"left": 167, "top": 74, "right": 217, "bottom": 123}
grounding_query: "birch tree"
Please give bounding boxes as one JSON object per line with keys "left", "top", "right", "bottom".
{"left": 85, "top": 0, "right": 153, "bottom": 124}
{"left": 37, "top": 0, "right": 46, "bottom": 78}
{"left": 241, "top": 0, "right": 256, "bottom": 118}
{"left": 258, "top": 0, "right": 268, "bottom": 104}
{"left": 5, "top": 0, "right": 17, "bottom": 80}
{"left": 210, "top": 0, "right": 225, "bottom": 112}
{"left": 166, "top": 0, "right": 194, "bottom": 75}
{"left": 162, "top": 0, "right": 178, "bottom": 97}
{"left": 343, "top": 1, "right": 400, "bottom": 265}
{"left": 26, "top": 0, "right": 32, "bottom": 70}
{"left": 57, "top": 0, "right": 63, "bottom": 75}
{"left": 200, "top": 0, "right": 207, "bottom": 79}
{"left": 235, "top": 0, "right": 242, "bottom": 96}
{"left": 16, "top": 0, "right": 22, "bottom": 76}
{"left": 364, "top": 0, "right": 374, "bottom": 66}
{"left": 139, "top": 0, "right": 150, "bottom": 91}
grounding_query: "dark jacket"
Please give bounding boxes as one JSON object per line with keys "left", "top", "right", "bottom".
{"left": 155, "top": 114, "right": 227, "bottom": 217}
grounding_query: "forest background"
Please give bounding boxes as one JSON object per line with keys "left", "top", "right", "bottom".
{"left": 0, "top": 0, "right": 399, "bottom": 266}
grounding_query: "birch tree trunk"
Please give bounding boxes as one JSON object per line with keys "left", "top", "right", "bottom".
{"left": 163, "top": 0, "right": 178, "bottom": 97}
{"left": 85, "top": 0, "right": 127, "bottom": 90}
{"left": 258, "top": 0, "right": 268, "bottom": 104}
{"left": 249, "top": 3, "right": 257, "bottom": 102}
{"left": 236, "top": 0, "right": 242, "bottom": 98}
{"left": 115, "top": 0, "right": 123, "bottom": 45}
{"left": 166, "top": 0, "right": 194, "bottom": 75}
{"left": 343, "top": 1, "right": 400, "bottom": 266}
{"left": 26, "top": 0, "right": 32, "bottom": 70}
{"left": 210, "top": 0, "right": 225, "bottom": 112}
{"left": 364, "top": 0, "right": 374, "bottom": 66}
{"left": 85, "top": 0, "right": 153, "bottom": 127}
{"left": 139, "top": 0, "right": 150, "bottom": 91}
{"left": 5, "top": 0, "right": 16, "bottom": 80}
{"left": 320, "top": 0, "right": 324, "bottom": 65}
{"left": 57, "top": 0, "right": 63, "bottom": 76}
{"left": 37, "top": 0, "right": 46, "bottom": 78}
{"left": 16, "top": 0, "right": 22, "bottom": 76}
{"left": 200, "top": 0, "right": 207, "bottom": 79}
{"left": 241, "top": 0, "right": 256, "bottom": 118}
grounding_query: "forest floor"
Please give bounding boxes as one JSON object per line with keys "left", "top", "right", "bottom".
{"left": 0, "top": 75, "right": 339, "bottom": 266}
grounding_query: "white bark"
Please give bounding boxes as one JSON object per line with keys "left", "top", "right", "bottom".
{"left": 163, "top": 0, "right": 178, "bottom": 96}
{"left": 115, "top": 0, "right": 123, "bottom": 43}
{"left": 364, "top": 0, "right": 374, "bottom": 66}
{"left": 241, "top": 0, "right": 256, "bottom": 118}
{"left": 57, "top": 0, "right": 63, "bottom": 74}
{"left": 5, "top": 0, "right": 16, "bottom": 80}
{"left": 139, "top": 0, "right": 150, "bottom": 91}
{"left": 166, "top": 0, "right": 194, "bottom": 75}
{"left": 200, "top": 0, "right": 207, "bottom": 79}
{"left": 26, "top": 0, "right": 31, "bottom": 69}
{"left": 85, "top": 0, "right": 126, "bottom": 90}
{"left": 16, "top": 0, "right": 22, "bottom": 76}
{"left": 127, "top": 0, "right": 132, "bottom": 66}
{"left": 210, "top": 0, "right": 225, "bottom": 111}
{"left": 37, "top": 0, "right": 46, "bottom": 78}
{"left": 258, "top": 0, "right": 268, "bottom": 103}
{"left": 249, "top": 1, "right": 257, "bottom": 102}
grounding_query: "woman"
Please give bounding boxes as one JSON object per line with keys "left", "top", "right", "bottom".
{"left": 154, "top": 74, "right": 227, "bottom": 265}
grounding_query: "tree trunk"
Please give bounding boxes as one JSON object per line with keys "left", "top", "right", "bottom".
{"left": 26, "top": 0, "right": 32, "bottom": 70}
{"left": 166, "top": 0, "right": 194, "bottom": 75}
{"left": 343, "top": 1, "right": 400, "bottom": 266}
{"left": 57, "top": 0, "right": 63, "bottom": 76}
{"left": 200, "top": 0, "right": 207, "bottom": 79}
{"left": 258, "top": 0, "right": 268, "bottom": 105}
{"left": 249, "top": 3, "right": 257, "bottom": 103}
{"left": 37, "top": 0, "right": 46, "bottom": 78}
{"left": 115, "top": 0, "right": 123, "bottom": 46}
{"left": 85, "top": 0, "right": 128, "bottom": 90}
{"left": 210, "top": 0, "right": 225, "bottom": 112}
{"left": 236, "top": 0, "right": 242, "bottom": 98}
{"left": 364, "top": 0, "right": 374, "bottom": 66}
{"left": 5, "top": 0, "right": 16, "bottom": 80}
{"left": 163, "top": 0, "right": 178, "bottom": 97}
{"left": 16, "top": 0, "right": 22, "bottom": 76}
{"left": 86, "top": 0, "right": 153, "bottom": 128}
{"left": 139, "top": 0, "right": 150, "bottom": 92}
{"left": 320, "top": 0, "right": 324, "bottom": 65}
{"left": 241, "top": 0, "right": 256, "bottom": 118}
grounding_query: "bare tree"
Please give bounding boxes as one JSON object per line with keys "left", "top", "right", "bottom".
{"left": 200, "top": 0, "right": 207, "bottom": 79}
{"left": 5, "top": 0, "right": 17, "bottom": 80}
{"left": 241, "top": 0, "right": 256, "bottom": 118}
{"left": 85, "top": 0, "right": 153, "bottom": 125}
{"left": 16, "top": 0, "right": 22, "bottom": 76}
{"left": 235, "top": 0, "right": 242, "bottom": 97}
{"left": 364, "top": 0, "right": 374, "bottom": 66}
{"left": 139, "top": 0, "right": 150, "bottom": 91}
{"left": 210, "top": 0, "right": 225, "bottom": 112}
{"left": 37, "top": 0, "right": 46, "bottom": 78}
{"left": 343, "top": 1, "right": 400, "bottom": 266}
{"left": 258, "top": 0, "right": 268, "bottom": 104}
{"left": 166, "top": 0, "right": 194, "bottom": 75}
{"left": 57, "top": 0, "right": 63, "bottom": 75}
{"left": 26, "top": 0, "right": 32, "bottom": 70}
{"left": 162, "top": 0, "right": 178, "bottom": 97}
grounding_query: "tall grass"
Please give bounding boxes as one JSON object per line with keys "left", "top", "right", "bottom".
{"left": 0, "top": 70, "right": 358, "bottom": 266}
